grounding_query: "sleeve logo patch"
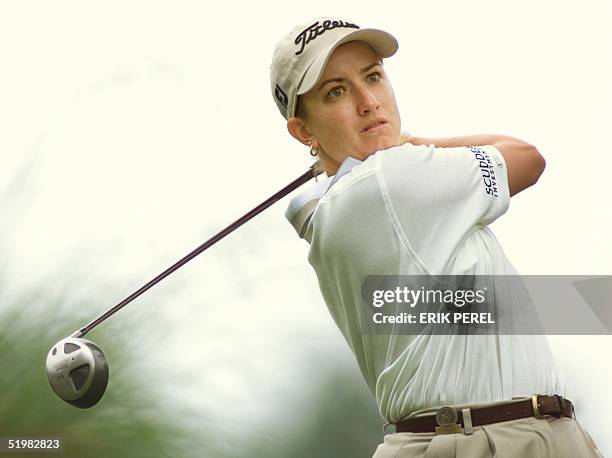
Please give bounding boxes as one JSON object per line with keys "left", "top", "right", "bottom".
{"left": 469, "top": 146, "right": 498, "bottom": 197}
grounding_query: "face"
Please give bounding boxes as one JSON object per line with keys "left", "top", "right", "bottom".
{"left": 292, "top": 41, "right": 401, "bottom": 164}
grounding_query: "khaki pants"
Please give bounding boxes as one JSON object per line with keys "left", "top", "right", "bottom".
{"left": 373, "top": 398, "right": 603, "bottom": 458}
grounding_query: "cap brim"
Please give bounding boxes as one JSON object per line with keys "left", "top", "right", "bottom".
{"left": 296, "top": 28, "right": 398, "bottom": 97}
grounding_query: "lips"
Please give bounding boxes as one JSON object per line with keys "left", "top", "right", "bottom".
{"left": 361, "top": 118, "right": 388, "bottom": 133}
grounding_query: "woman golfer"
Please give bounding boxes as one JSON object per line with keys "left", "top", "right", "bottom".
{"left": 270, "top": 17, "right": 602, "bottom": 457}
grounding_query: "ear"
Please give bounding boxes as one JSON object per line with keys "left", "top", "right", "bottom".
{"left": 287, "top": 117, "right": 314, "bottom": 147}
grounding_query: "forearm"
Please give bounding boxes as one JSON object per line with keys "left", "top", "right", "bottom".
{"left": 407, "top": 134, "right": 531, "bottom": 148}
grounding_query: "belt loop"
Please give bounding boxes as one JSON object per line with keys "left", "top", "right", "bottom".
{"left": 554, "top": 394, "right": 564, "bottom": 417}
{"left": 462, "top": 408, "right": 474, "bottom": 435}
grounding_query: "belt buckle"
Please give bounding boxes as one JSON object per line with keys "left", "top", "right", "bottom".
{"left": 435, "top": 406, "right": 462, "bottom": 435}
{"left": 532, "top": 394, "right": 544, "bottom": 419}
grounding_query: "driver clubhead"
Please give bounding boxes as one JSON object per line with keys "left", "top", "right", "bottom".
{"left": 46, "top": 337, "right": 109, "bottom": 408}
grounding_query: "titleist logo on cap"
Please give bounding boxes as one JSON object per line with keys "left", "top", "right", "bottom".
{"left": 294, "top": 20, "right": 359, "bottom": 56}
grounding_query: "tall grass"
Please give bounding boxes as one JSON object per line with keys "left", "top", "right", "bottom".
{"left": 0, "top": 285, "right": 213, "bottom": 458}
{"left": 0, "top": 282, "right": 388, "bottom": 458}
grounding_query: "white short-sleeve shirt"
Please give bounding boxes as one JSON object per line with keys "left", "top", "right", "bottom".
{"left": 286, "top": 143, "right": 563, "bottom": 423}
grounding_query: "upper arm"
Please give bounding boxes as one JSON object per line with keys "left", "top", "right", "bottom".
{"left": 492, "top": 141, "right": 546, "bottom": 196}
{"left": 378, "top": 145, "right": 511, "bottom": 272}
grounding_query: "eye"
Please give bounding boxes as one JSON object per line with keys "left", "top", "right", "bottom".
{"left": 367, "top": 71, "right": 381, "bottom": 82}
{"left": 327, "top": 86, "right": 345, "bottom": 98}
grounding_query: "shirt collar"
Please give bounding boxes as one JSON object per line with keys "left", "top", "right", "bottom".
{"left": 326, "top": 156, "right": 363, "bottom": 192}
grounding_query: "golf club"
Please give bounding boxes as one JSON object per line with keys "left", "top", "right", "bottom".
{"left": 46, "top": 164, "right": 323, "bottom": 408}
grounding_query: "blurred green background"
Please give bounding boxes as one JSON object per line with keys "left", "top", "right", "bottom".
{"left": 0, "top": 284, "right": 385, "bottom": 458}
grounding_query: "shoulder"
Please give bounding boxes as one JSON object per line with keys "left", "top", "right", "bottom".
{"left": 285, "top": 174, "right": 333, "bottom": 238}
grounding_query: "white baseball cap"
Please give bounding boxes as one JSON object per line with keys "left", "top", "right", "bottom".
{"left": 270, "top": 17, "right": 399, "bottom": 120}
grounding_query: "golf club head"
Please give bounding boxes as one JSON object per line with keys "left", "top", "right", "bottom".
{"left": 46, "top": 337, "right": 109, "bottom": 409}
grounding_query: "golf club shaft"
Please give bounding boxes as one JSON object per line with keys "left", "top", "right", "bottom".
{"left": 71, "top": 165, "right": 322, "bottom": 338}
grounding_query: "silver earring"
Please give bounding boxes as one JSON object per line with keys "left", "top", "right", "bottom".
{"left": 309, "top": 143, "right": 317, "bottom": 156}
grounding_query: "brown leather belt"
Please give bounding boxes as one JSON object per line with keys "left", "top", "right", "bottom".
{"left": 394, "top": 395, "right": 574, "bottom": 434}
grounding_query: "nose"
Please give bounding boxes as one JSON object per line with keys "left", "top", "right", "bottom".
{"left": 356, "top": 86, "right": 380, "bottom": 115}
